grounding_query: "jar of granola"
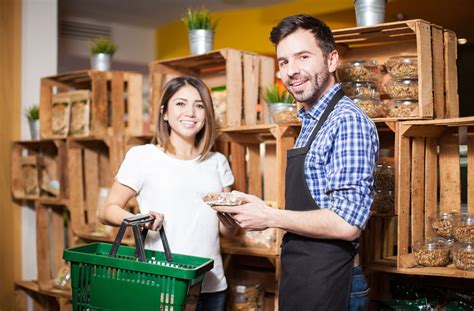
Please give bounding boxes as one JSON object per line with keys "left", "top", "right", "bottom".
{"left": 371, "top": 190, "right": 394, "bottom": 214}
{"left": 430, "top": 212, "right": 457, "bottom": 238}
{"left": 341, "top": 81, "right": 378, "bottom": 98}
{"left": 452, "top": 242, "right": 474, "bottom": 271}
{"left": 386, "top": 55, "right": 418, "bottom": 79}
{"left": 385, "top": 79, "right": 418, "bottom": 100}
{"left": 453, "top": 214, "right": 474, "bottom": 243}
{"left": 413, "top": 240, "right": 450, "bottom": 267}
{"left": 336, "top": 60, "right": 384, "bottom": 83}
{"left": 353, "top": 97, "right": 385, "bottom": 118}
{"left": 386, "top": 100, "right": 419, "bottom": 118}
{"left": 375, "top": 164, "right": 394, "bottom": 191}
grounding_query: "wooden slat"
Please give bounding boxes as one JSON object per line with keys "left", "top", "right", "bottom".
{"left": 226, "top": 50, "right": 243, "bottom": 127}
{"left": 84, "top": 148, "right": 99, "bottom": 229}
{"left": 263, "top": 143, "right": 277, "bottom": 202}
{"left": 397, "top": 127, "right": 411, "bottom": 264}
{"left": 67, "top": 145, "right": 85, "bottom": 232}
{"left": 55, "top": 140, "right": 69, "bottom": 199}
{"left": 411, "top": 138, "right": 425, "bottom": 245}
{"left": 90, "top": 72, "right": 108, "bottom": 135}
{"left": 51, "top": 206, "right": 65, "bottom": 281}
{"left": 247, "top": 144, "right": 261, "bottom": 197}
{"left": 125, "top": 73, "right": 143, "bottom": 136}
{"left": 424, "top": 138, "right": 438, "bottom": 239}
{"left": 40, "top": 78, "right": 53, "bottom": 138}
{"left": 230, "top": 143, "right": 246, "bottom": 192}
{"left": 36, "top": 204, "right": 51, "bottom": 290}
{"left": 415, "top": 21, "right": 433, "bottom": 118}
{"left": 11, "top": 143, "right": 23, "bottom": 198}
{"left": 374, "top": 218, "right": 383, "bottom": 261}
{"left": 438, "top": 129, "right": 461, "bottom": 213}
{"left": 275, "top": 129, "right": 295, "bottom": 208}
{"left": 259, "top": 56, "right": 275, "bottom": 125}
{"left": 243, "top": 54, "right": 259, "bottom": 126}
{"left": 444, "top": 30, "right": 459, "bottom": 118}
{"left": 431, "top": 26, "right": 445, "bottom": 119}
{"left": 467, "top": 131, "right": 474, "bottom": 214}
{"left": 111, "top": 72, "right": 125, "bottom": 135}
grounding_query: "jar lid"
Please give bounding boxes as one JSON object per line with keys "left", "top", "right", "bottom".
{"left": 340, "top": 60, "right": 380, "bottom": 67}
{"left": 387, "top": 55, "right": 417, "bottom": 64}
{"left": 341, "top": 81, "right": 377, "bottom": 87}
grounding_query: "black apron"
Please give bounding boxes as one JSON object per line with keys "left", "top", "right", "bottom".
{"left": 279, "top": 89, "right": 356, "bottom": 311}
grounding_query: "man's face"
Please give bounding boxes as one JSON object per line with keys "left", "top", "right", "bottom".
{"left": 276, "top": 29, "right": 337, "bottom": 105}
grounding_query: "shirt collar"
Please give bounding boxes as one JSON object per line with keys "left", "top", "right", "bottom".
{"left": 297, "top": 83, "right": 342, "bottom": 120}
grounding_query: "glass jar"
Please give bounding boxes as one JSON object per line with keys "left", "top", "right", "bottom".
{"left": 386, "top": 99, "right": 419, "bottom": 118}
{"left": 375, "top": 164, "right": 394, "bottom": 191}
{"left": 229, "top": 284, "right": 264, "bottom": 311}
{"left": 385, "top": 79, "right": 418, "bottom": 100}
{"left": 341, "top": 81, "right": 378, "bottom": 98}
{"left": 452, "top": 242, "right": 474, "bottom": 271}
{"left": 268, "top": 103, "right": 300, "bottom": 125}
{"left": 453, "top": 214, "right": 474, "bottom": 243}
{"left": 386, "top": 55, "right": 418, "bottom": 79}
{"left": 353, "top": 97, "right": 385, "bottom": 118}
{"left": 430, "top": 212, "right": 457, "bottom": 238}
{"left": 336, "top": 60, "right": 383, "bottom": 83}
{"left": 413, "top": 240, "right": 450, "bottom": 267}
{"left": 372, "top": 190, "right": 394, "bottom": 214}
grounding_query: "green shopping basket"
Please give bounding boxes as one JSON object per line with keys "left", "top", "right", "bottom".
{"left": 63, "top": 214, "right": 214, "bottom": 311}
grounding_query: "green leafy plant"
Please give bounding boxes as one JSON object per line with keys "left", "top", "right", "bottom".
{"left": 89, "top": 37, "right": 118, "bottom": 55}
{"left": 182, "top": 7, "right": 219, "bottom": 31}
{"left": 25, "top": 104, "right": 39, "bottom": 121}
{"left": 263, "top": 84, "right": 295, "bottom": 104}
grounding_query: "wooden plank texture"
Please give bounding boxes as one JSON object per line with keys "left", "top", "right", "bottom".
{"left": 438, "top": 129, "right": 461, "bottom": 213}
{"left": 226, "top": 50, "right": 243, "bottom": 127}
{"left": 415, "top": 21, "right": 433, "bottom": 118}
{"left": 410, "top": 138, "right": 425, "bottom": 245}
{"left": 424, "top": 138, "right": 438, "bottom": 239}
{"left": 431, "top": 27, "right": 445, "bottom": 118}
{"left": 243, "top": 54, "right": 259, "bottom": 126}
{"left": 444, "top": 30, "right": 459, "bottom": 118}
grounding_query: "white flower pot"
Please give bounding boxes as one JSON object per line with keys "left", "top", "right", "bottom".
{"left": 91, "top": 53, "right": 112, "bottom": 71}
{"left": 188, "top": 30, "right": 214, "bottom": 55}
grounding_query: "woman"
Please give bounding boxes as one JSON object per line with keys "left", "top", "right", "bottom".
{"left": 99, "top": 76, "right": 238, "bottom": 311}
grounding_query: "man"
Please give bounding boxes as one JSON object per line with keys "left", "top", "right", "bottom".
{"left": 212, "top": 15, "right": 378, "bottom": 310}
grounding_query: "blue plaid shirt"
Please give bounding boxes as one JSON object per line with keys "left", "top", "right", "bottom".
{"left": 295, "top": 84, "right": 379, "bottom": 229}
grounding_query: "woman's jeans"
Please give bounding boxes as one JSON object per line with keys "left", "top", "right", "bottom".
{"left": 196, "top": 290, "right": 226, "bottom": 311}
{"left": 349, "top": 266, "right": 370, "bottom": 311}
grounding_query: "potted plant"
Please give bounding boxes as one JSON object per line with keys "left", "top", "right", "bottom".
{"left": 263, "top": 84, "right": 300, "bottom": 124}
{"left": 89, "top": 37, "right": 118, "bottom": 71}
{"left": 182, "top": 7, "right": 219, "bottom": 55}
{"left": 25, "top": 104, "right": 40, "bottom": 139}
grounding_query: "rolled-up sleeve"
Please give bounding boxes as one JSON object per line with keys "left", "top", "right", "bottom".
{"left": 326, "top": 114, "right": 378, "bottom": 229}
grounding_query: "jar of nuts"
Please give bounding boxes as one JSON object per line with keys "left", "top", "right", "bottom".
{"left": 336, "top": 60, "right": 384, "bottom": 83}
{"left": 430, "top": 212, "right": 457, "bottom": 238}
{"left": 386, "top": 55, "right": 418, "bottom": 79}
{"left": 268, "top": 103, "right": 300, "bottom": 125}
{"left": 413, "top": 240, "right": 450, "bottom": 267}
{"left": 386, "top": 100, "right": 419, "bottom": 118}
{"left": 371, "top": 190, "right": 394, "bottom": 214}
{"left": 453, "top": 214, "right": 474, "bottom": 243}
{"left": 452, "top": 242, "right": 474, "bottom": 271}
{"left": 385, "top": 79, "right": 418, "bottom": 100}
{"left": 341, "top": 81, "right": 378, "bottom": 98}
{"left": 375, "top": 164, "right": 394, "bottom": 191}
{"left": 353, "top": 97, "right": 385, "bottom": 118}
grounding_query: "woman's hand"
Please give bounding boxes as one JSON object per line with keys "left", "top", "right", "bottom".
{"left": 145, "top": 211, "right": 164, "bottom": 231}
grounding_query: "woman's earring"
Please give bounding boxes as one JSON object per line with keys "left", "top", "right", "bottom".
{"left": 163, "top": 115, "right": 168, "bottom": 121}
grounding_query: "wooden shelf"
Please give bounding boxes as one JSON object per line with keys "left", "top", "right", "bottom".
{"left": 221, "top": 240, "right": 279, "bottom": 259}
{"left": 15, "top": 280, "right": 72, "bottom": 299}
{"left": 368, "top": 265, "right": 474, "bottom": 279}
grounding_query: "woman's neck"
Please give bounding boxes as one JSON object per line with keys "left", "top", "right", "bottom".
{"left": 166, "top": 134, "right": 199, "bottom": 160}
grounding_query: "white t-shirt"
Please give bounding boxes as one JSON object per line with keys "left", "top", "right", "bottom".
{"left": 116, "top": 144, "right": 234, "bottom": 293}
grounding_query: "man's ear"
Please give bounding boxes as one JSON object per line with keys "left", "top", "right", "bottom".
{"left": 327, "top": 50, "right": 339, "bottom": 73}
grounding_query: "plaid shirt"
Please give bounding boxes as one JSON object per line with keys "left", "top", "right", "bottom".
{"left": 294, "top": 84, "right": 379, "bottom": 229}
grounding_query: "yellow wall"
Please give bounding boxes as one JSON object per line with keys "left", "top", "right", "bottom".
{"left": 156, "top": 0, "right": 357, "bottom": 59}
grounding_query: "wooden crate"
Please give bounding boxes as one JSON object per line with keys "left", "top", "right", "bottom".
{"left": 395, "top": 117, "right": 474, "bottom": 278}
{"left": 216, "top": 124, "right": 299, "bottom": 258}
{"left": 40, "top": 70, "right": 143, "bottom": 138}
{"left": 149, "top": 49, "right": 275, "bottom": 129}
{"left": 67, "top": 137, "right": 125, "bottom": 235}
{"left": 333, "top": 19, "right": 458, "bottom": 120}
{"left": 11, "top": 140, "right": 68, "bottom": 201}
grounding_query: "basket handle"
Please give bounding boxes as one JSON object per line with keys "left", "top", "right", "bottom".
{"left": 108, "top": 214, "right": 173, "bottom": 262}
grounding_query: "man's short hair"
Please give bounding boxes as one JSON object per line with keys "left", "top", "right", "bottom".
{"left": 270, "top": 14, "right": 336, "bottom": 57}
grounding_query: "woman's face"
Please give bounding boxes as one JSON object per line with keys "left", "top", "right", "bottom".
{"left": 164, "top": 85, "right": 206, "bottom": 143}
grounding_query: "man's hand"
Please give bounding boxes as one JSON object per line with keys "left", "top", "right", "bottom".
{"left": 212, "top": 191, "right": 275, "bottom": 231}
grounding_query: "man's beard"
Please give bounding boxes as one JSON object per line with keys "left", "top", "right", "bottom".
{"left": 285, "top": 70, "right": 330, "bottom": 104}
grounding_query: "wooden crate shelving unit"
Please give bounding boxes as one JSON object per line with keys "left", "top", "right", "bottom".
{"left": 67, "top": 136, "right": 124, "bottom": 236}
{"left": 149, "top": 48, "right": 275, "bottom": 129}
{"left": 333, "top": 19, "right": 458, "bottom": 120}
{"left": 11, "top": 139, "right": 68, "bottom": 201}
{"left": 395, "top": 117, "right": 474, "bottom": 278}
{"left": 40, "top": 70, "right": 143, "bottom": 138}
{"left": 217, "top": 124, "right": 300, "bottom": 310}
